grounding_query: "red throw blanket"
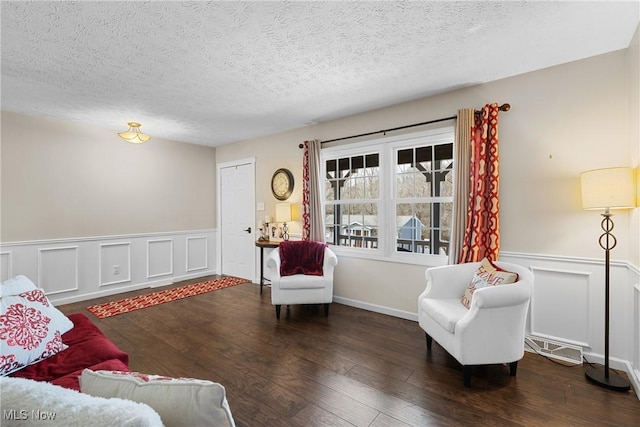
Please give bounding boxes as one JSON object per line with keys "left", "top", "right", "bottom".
{"left": 279, "top": 240, "right": 327, "bottom": 276}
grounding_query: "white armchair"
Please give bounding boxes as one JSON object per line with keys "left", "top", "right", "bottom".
{"left": 418, "top": 261, "right": 533, "bottom": 387}
{"left": 266, "top": 241, "right": 338, "bottom": 319}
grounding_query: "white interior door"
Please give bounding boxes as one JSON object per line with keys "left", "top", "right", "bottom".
{"left": 218, "top": 159, "right": 255, "bottom": 281}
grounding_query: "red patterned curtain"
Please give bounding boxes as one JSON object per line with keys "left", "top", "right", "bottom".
{"left": 302, "top": 141, "right": 311, "bottom": 240}
{"left": 302, "top": 140, "right": 323, "bottom": 241}
{"left": 458, "top": 103, "right": 501, "bottom": 263}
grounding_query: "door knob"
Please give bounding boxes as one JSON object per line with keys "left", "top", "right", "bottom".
{"left": 243, "top": 227, "right": 252, "bottom": 233}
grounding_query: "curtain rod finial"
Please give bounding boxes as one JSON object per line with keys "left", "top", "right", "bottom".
{"left": 500, "top": 103, "right": 511, "bottom": 112}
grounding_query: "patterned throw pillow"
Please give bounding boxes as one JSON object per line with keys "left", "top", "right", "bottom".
{"left": 80, "top": 369, "right": 236, "bottom": 427}
{"left": 460, "top": 258, "right": 519, "bottom": 309}
{"left": 1, "top": 274, "right": 41, "bottom": 297}
{"left": 0, "top": 276, "right": 74, "bottom": 376}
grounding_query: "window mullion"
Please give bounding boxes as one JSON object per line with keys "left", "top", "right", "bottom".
{"left": 383, "top": 143, "right": 395, "bottom": 257}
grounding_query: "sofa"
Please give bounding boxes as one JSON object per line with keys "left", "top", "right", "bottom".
{"left": 9, "top": 312, "right": 129, "bottom": 390}
{"left": 1, "top": 275, "right": 236, "bottom": 426}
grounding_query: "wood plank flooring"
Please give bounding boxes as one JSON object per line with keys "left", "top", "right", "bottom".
{"left": 59, "top": 276, "right": 640, "bottom": 427}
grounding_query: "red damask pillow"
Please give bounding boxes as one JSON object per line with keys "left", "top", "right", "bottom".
{"left": 1, "top": 276, "right": 74, "bottom": 376}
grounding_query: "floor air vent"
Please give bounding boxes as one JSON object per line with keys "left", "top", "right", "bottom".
{"left": 525, "top": 335, "right": 583, "bottom": 365}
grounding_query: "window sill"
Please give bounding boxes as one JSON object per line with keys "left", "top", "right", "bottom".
{"left": 329, "top": 245, "right": 449, "bottom": 267}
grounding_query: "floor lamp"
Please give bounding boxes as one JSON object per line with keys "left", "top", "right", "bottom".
{"left": 580, "top": 167, "right": 635, "bottom": 392}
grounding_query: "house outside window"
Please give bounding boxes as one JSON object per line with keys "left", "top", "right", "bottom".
{"left": 322, "top": 127, "right": 454, "bottom": 265}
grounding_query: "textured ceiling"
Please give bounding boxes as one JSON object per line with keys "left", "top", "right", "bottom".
{"left": 2, "top": 1, "right": 638, "bottom": 147}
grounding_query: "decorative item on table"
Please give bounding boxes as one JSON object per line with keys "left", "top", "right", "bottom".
{"left": 580, "top": 166, "right": 636, "bottom": 392}
{"left": 258, "top": 220, "right": 268, "bottom": 241}
{"left": 276, "top": 203, "right": 293, "bottom": 241}
{"left": 263, "top": 215, "right": 273, "bottom": 240}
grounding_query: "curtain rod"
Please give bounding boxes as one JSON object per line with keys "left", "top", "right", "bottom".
{"left": 298, "top": 103, "right": 511, "bottom": 148}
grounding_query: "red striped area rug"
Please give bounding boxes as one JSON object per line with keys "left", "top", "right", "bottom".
{"left": 87, "top": 276, "right": 249, "bottom": 319}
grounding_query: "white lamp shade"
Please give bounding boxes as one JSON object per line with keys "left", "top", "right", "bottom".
{"left": 275, "top": 203, "right": 292, "bottom": 222}
{"left": 580, "top": 167, "right": 635, "bottom": 210}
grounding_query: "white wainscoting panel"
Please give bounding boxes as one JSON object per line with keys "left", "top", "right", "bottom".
{"left": 1, "top": 251, "right": 12, "bottom": 281}
{"left": 0, "top": 229, "right": 217, "bottom": 305}
{"left": 99, "top": 242, "right": 131, "bottom": 286}
{"left": 500, "top": 252, "right": 639, "bottom": 399}
{"left": 186, "top": 236, "right": 208, "bottom": 272}
{"left": 529, "top": 266, "right": 591, "bottom": 347}
{"left": 634, "top": 283, "right": 640, "bottom": 394}
{"left": 38, "top": 246, "right": 79, "bottom": 295}
{"left": 147, "top": 239, "right": 173, "bottom": 279}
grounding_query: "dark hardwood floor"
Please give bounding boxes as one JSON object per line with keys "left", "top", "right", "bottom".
{"left": 59, "top": 276, "right": 640, "bottom": 427}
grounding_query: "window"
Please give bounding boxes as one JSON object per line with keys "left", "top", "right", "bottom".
{"left": 322, "top": 127, "right": 454, "bottom": 263}
{"left": 324, "top": 153, "right": 380, "bottom": 250}
{"left": 394, "top": 143, "right": 453, "bottom": 255}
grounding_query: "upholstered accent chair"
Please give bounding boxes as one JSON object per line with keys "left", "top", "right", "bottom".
{"left": 418, "top": 261, "right": 534, "bottom": 387}
{"left": 266, "top": 241, "right": 338, "bottom": 319}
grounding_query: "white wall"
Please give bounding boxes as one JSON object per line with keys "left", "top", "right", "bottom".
{"left": 1, "top": 111, "right": 217, "bottom": 242}
{"left": 629, "top": 24, "right": 640, "bottom": 269}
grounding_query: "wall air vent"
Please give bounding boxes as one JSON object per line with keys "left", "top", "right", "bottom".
{"left": 525, "top": 335, "right": 583, "bottom": 365}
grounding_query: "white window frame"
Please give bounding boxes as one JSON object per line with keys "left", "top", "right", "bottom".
{"left": 322, "top": 142, "right": 384, "bottom": 258}
{"left": 321, "top": 126, "right": 455, "bottom": 266}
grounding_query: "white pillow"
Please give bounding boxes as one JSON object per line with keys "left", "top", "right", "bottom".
{"left": 1, "top": 275, "right": 39, "bottom": 297}
{"left": 1, "top": 276, "right": 75, "bottom": 376}
{"left": 0, "top": 376, "right": 163, "bottom": 427}
{"left": 80, "top": 369, "right": 236, "bottom": 427}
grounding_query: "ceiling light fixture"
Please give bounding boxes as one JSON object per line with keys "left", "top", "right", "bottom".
{"left": 118, "top": 122, "right": 151, "bottom": 144}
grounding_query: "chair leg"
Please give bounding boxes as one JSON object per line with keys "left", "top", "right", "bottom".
{"left": 275, "top": 305, "right": 281, "bottom": 319}
{"left": 463, "top": 366, "right": 472, "bottom": 388}
{"left": 509, "top": 361, "right": 518, "bottom": 377}
{"left": 425, "top": 333, "right": 432, "bottom": 351}
{"left": 323, "top": 303, "right": 330, "bottom": 317}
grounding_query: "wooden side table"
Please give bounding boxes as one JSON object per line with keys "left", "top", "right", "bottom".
{"left": 255, "top": 240, "right": 280, "bottom": 294}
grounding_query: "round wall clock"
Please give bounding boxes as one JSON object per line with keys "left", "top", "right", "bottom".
{"left": 271, "top": 168, "right": 294, "bottom": 200}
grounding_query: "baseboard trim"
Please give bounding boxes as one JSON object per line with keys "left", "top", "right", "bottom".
{"left": 50, "top": 270, "right": 217, "bottom": 305}
{"left": 583, "top": 351, "right": 640, "bottom": 399}
{"left": 626, "top": 362, "right": 640, "bottom": 400}
{"left": 333, "top": 295, "right": 418, "bottom": 322}
{"left": 50, "top": 282, "right": 152, "bottom": 306}
{"left": 152, "top": 269, "right": 218, "bottom": 287}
